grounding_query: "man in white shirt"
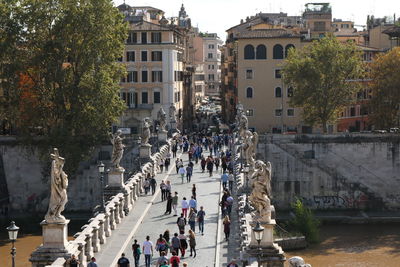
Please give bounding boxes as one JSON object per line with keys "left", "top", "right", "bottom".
{"left": 142, "top": 236, "right": 153, "bottom": 267}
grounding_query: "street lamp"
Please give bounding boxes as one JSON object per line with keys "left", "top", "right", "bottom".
{"left": 252, "top": 221, "right": 264, "bottom": 267}
{"left": 7, "top": 221, "right": 19, "bottom": 267}
{"left": 98, "top": 161, "right": 105, "bottom": 213}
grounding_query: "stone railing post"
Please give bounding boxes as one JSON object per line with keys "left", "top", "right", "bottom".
{"left": 91, "top": 225, "right": 100, "bottom": 253}
{"left": 114, "top": 200, "right": 120, "bottom": 224}
{"left": 109, "top": 206, "right": 116, "bottom": 230}
{"left": 123, "top": 189, "right": 131, "bottom": 212}
{"left": 132, "top": 180, "right": 138, "bottom": 200}
{"left": 129, "top": 184, "right": 135, "bottom": 206}
{"left": 97, "top": 215, "right": 106, "bottom": 244}
{"left": 118, "top": 194, "right": 125, "bottom": 219}
{"left": 77, "top": 241, "right": 87, "bottom": 267}
{"left": 84, "top": 232, "right": 94, "bottom": 262}
{"left": 104, "top": 212, "right": 111, "bottom": 237}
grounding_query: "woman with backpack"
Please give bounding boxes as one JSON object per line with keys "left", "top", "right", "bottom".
{"left": 156, "top": 234, "right": 168, "bottom": 256}
{"left": 178, "top": 231, "right": 188, "bottom": 258}
{"left": 188, "top": 229, "right": 196, "bottom": 257}
{"left": 223, "top": 215, "right": 231, "bottom": 241}
{"left": 188, "top": 208, "right": 197, "bottom": 232}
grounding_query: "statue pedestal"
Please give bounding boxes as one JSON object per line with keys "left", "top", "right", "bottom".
{"left": 140, "top": 144, "right": 152, "bottom": 158}
{"left": 30, "top": 220, "right": 72, "bottom": 267}
{"left": 170, "top": 120, "right": 177, "bottom": 130}
{"left": 250, "top": 219, "right": 276, "bottom": 248}
{"left": 108, "top": 168, "right": 125, "bottom": 188}
{"left": 158, "top": 131, "right": 168, "bottom": 143}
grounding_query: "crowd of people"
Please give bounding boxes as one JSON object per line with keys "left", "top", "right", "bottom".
{"left": 68, "top": 132, "right": 239, "bottom": 267}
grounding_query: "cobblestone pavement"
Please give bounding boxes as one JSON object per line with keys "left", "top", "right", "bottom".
{"left": 95, "top": 150, "right": 226, "bottom": 266}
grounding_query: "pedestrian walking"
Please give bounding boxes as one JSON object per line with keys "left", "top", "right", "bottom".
{"left": 178, "top": 166, "right": 186, "bottom": 183}
{"left": 156, "top": 251, "right": 169, "bottom": 267}
{"left": 156, "top": 234, "right": 168, "bottom": 256}
{"left": 144, "top": 178, "right": 150, "bottom": 195}
{"left": 206, "top": 156, "right": 214, "bottom": 177}
{"left": 227, "top": 259, "right": 239, "bottom": 267}
{"left": 170, "top": 251, "right": 180, "bottom": 267}
{"left": 223, "top": 215, "right": 231, "bottom": 241}
{"left": 188, "top": 196, "right": 197, "bottom": 211}
{"left": 226, "top": 194, "right": 234, "bottom": 215}
{"left": 188, "top": 208, "right": 196, "bottom": 231}
{"left": 67, "top": 254, "right": 79, "bottom": 267}
{"left": 163, "top": 229, "right": 170, "bottom": 243}
{"left": 221, "top": 171, "right": 229, "bottom": 189}
{"left": 228, "top": 171, "right": 234, "bottom": 192}
{"left": 214, "top": 157, "right": 220, "bottom": 171}
{"left": 177, "top": 213, "right": 187, "bottom": 233}
{"left": 87, "top": 257, "right": 98, "bottom": 267}
{"left": 191, "top": 184, "right": 196, "bottom": 199}
{"left": 171, "top": 233, "right": 181, "bottom": 256}
{"left": 150, "top": 176, "right": 157, "bottom": 195}
{"left": 165, "top": 193, "right": 172, "bottom": 215}
{"left": 165, "top": 157, "right": 170, "bottom": 170}
{"left": 200, "top": 157, "right": 206, "bottom": 173}
{"left": 181, "top": 197, "right": 189, "bottom": 217}
{"left": 186, "top": 165, "right": 193, "bottom": 183}
{"left": 160, "top": 180, "right": 167, "bottom": 201}
{"left": 172, "top": 192, "right": 179, "bottom": 216}
{"left": 188, "top": 229, "right": 196, "bottom": 257}
{"left": 132, "top": 239, "right": 141, "bottom": 267}
{"left": 178, "top": 231, "right": 188, "bottom": 258}
{"left": 197, "top": 206, "right": 205, "bottom": 235}
{"left": 117, "top": 253, "right": 130, "bottom": 267}
{"left": 142, "top": 236, "right": 153, "bottom": 267}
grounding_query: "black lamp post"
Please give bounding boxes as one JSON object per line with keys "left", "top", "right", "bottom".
{"left": 252, "top": 221, "right": 264, "bottom": 267}
{"left": 7, "top": 221, "right": 19, "bottom": 267}
{"left": 98, "top": 161, "right": 105, "bottom": 213}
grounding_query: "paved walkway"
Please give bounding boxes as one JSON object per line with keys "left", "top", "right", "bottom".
{"left": 95, "top": 151, "right": 225, "bottom": 266}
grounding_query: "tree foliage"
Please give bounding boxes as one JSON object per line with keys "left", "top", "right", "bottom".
{"left": 368, "top": 47, "right": 400, "bottom": 129}
{"left": 282, "top": 35, "right": 364, "bottom": 132}
{"left": 289, "top": 199, "right": 320, "bottom": 244}
{"left": 0, "top": 0, "right": 127, "bottom": 172}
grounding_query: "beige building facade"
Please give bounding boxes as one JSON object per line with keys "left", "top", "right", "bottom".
{"left": 117, "top": 5, "right": 186, "bottom": 133}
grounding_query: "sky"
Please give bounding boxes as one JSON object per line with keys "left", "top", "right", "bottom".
{"left": 113, "top": 0, "right": 400, "bottom": 40}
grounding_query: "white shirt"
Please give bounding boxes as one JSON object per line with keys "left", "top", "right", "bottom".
{"left": 181, "top": 200, "right": 189, "bottom": 209}
{"left": 143, "top": 240, "right": 153, "bottom": 255}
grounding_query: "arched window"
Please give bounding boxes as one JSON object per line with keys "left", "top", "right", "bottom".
{"left": 246, "top": 87, "right": 253, "bottom": 98}
{"left": 256, "top": 44, "right": 267, "bottom": 59}
{"left": 244, "top": 44, "right": 255, "bottom": 59}
{"left": 273, "top": 44, "right": 284, "bottom": 59}
{"left": 287, "top": 87, "right": 294, "bottom": 97}
{"left": 275, "top": 87, "right": 282, "bottom": 98}
{"left": 285, "top": 44, "right": 295, "bottom": 58}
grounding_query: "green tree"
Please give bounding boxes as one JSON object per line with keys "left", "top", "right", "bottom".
{"left": 0, "top": 0, "right": 127, "bottom": 171}
{"left": 289, "top": 199, "right": 320, "bottom": 244}
{"left": 368, "top": 47, "right": 400, "bottom": 129}
{"left": 282, "top": 35, "right": 364, "bottom": 133}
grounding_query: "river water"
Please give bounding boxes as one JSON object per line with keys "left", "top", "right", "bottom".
{"left": 1, "top": 224, "right": 399, "bottom": 266}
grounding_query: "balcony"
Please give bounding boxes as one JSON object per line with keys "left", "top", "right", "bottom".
{"left": 126, "top": 104, "right": 154, "bottom": 110}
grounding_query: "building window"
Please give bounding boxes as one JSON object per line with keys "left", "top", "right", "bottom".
{"left": 142, "top": 71, "right": 148, "bottom": 82}
{"left": 127, "top": 32, "right": 137, "bottom": 44}
{"left": 273, "top": 44, "right": 284, "bottom": 59}
{"left": 208, "top": 44, "right": 215, "bottom": 49}
{"left": 208, "top": 53, "right": 213, "bottom": 59}
{"left": 285, "top": 44, "right": 295, "bottom": 58}
{"left": 126, "top": 51, "right": 135, "bottom": 62}
{"left": 244, "top": 44, "right": 255, "bottom": 60}
{"left": 141, "top": 51, "right": 147, "bottom": 62}
{"left": 256, "top": 44, "right": 267, "bottom": 59}
{"left": 275, "top": 87, "right": 282, "bottom": 98}
{"left": 141, "top": 32, "right": 147, "bottom": 44}
{"left": 350, "top": 107, "right": 356, "bottom": 117}
{"left": 151, "top": 51, "right": 162, "bottom": 61}
{"left": 174, "top": 71, "right": 184, "bottom": 81}
{"left": 151, "top": 32, "right": 161, "bottom": 43}
{"left": 287, "top": 109, "right": 295, "bottom": 116}
{"left": 152, "top": 71, "right": 163, "bottom": 82}
{"left": 246, "top": 87, "right": 253, "bottom": 98}
{"left": 153, "top": 91, "right": 161, "bottom": 104}
{"left": 287, "top": 87, "right": 294, "bottom": 97}
{"left": 117, "top": 56, "right": 123, "bottom": 62}
{"left": 314, "top": 21, "right": 326, "bottom": 31}
{"left": 141, "top": 91, "right": 148, "bottom": 104}
{"left": 246, "top": 69, "right": 253, "bottom": 79}
{"left": 212, "top": 65, "right": 215, "bottom": 70}
{"left": 275, "top": 109, "right": 282, "bottom": 116}
{"left": 246, "top": 109, "right": 254, "bottom": 116}
{"left": 127, "top": 71, "right": 138, "bottom": 83}
{"left": 208, "top": 74, "right": 215, "bottom": 81}
{"left": 121, "top": 91, "right": 136, "bottom": 108}
{"left": 275, "top": 69, "right": 281, "bottom": 79}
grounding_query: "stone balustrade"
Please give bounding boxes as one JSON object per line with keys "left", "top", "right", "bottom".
{"left": 45, "top": 141, "right": 171, "bottom": 266}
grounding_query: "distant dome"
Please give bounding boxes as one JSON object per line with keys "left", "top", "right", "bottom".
{"left": 117, "top": 3, "right": 131, "bottom": 12}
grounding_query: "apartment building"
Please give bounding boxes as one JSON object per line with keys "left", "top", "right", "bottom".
{"left": 116, "top": 4, "right": 186, "bottom": 134}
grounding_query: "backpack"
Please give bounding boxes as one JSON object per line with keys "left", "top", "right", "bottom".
{"left": 171, "top": 257, "right": 179, "bottom": 267}
{"left": 178, "top": 217, "right": 185, "bottom": 227}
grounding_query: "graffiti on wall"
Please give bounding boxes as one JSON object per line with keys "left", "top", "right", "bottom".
{"left": 304, "top": 190, "right": 369, "bottom": 209}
